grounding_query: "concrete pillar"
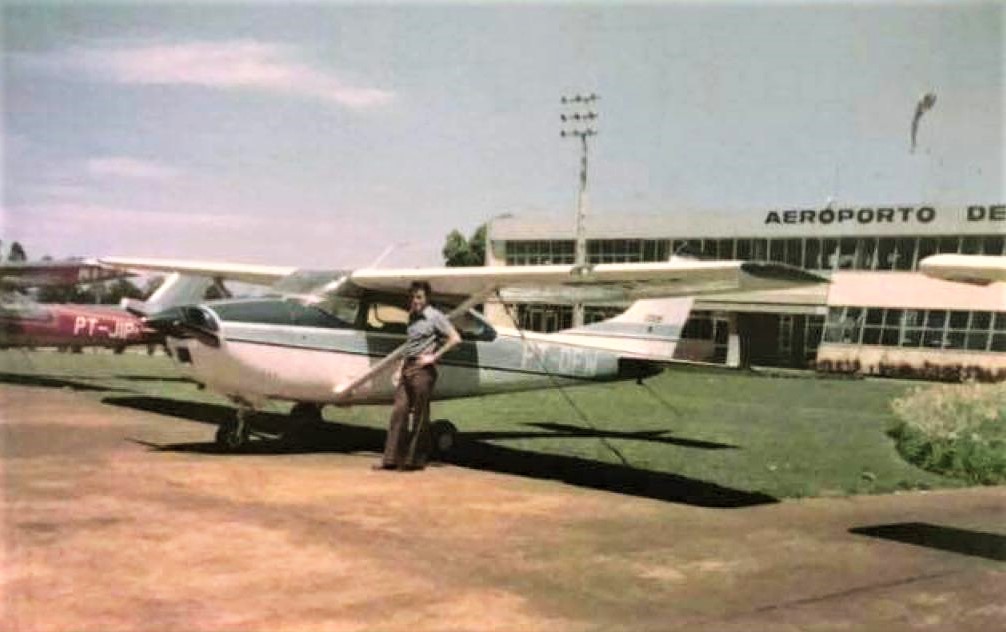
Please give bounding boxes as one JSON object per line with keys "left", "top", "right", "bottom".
{"left": 726, "top": 313, "right": 741, "bottom": 368}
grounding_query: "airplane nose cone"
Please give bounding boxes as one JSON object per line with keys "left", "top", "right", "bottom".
{"left": 143, "top": 307, "right": 184, "bottom": 336}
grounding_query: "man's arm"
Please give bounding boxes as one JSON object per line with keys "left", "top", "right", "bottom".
{"left": 432, "top": 325, "right": 462, "bottom": 362}
{"left": 418, "top": 311, "right": 462, "bottom": 367}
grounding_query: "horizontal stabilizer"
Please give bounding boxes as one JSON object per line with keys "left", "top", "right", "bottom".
{"left": 919, "top": 254, "right": 1006, "bottom": 284}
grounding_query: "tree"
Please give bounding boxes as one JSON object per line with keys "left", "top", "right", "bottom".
{"left": 441, "top": 223, "right": 487, "bottom": 267}
{"left": 8, "top": 241, "right": 27, "bottom": 262}
{"left": 37, "top": 285, "right": 71, "bottom": 303}
{"left": 468, "top": 224, "right": 486, "bottom": 265}
{"left": 104, "top": 278, "right": 144, "bottom": 304}
{"left": 142, "top": 276, "right": 165, "bottom": 299}
{"left": 442, "top": 230, "right": 470, "bottom": 267}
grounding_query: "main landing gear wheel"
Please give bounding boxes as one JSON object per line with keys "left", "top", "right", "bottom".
{"left": 430, "top": 419, "right": 458, "bottom": 458}
{"left": 215, "top": 409, "right": 252, "bottom": 452}
{"left": 282, "top": 403, "right": 326, "bottom": 447}
{"left": 290, "top": 402, "right": 324, "bottom": 424}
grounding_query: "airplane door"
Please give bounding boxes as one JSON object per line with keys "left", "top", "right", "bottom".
{"left": 543, "top": 310, "right": 558, "bottom": 333}
{"left": 712, "top": 316, "right": 730, "bottom": 364}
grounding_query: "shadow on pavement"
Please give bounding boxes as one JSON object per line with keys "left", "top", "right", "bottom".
{"left": 468, "top": 421, "right": 737, "bottom": 450}
{"left": 105, "top": 395, "right": 777, "bottom": 509}
{"left": 850, "top": 522, "right": 1006, "bottom": 562}
{"left": 0, "top": 371, "right": 129, "bottom": 392}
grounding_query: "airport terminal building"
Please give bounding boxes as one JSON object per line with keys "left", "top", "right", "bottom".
{"left": 484, "top": 203, "right": 1006, "bottom": 381}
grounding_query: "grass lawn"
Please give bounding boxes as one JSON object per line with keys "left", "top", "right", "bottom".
{"left": 0, "top": 349, "right": 959, "bottom": 499}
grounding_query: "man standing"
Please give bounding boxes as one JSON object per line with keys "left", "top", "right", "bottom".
{"left": 376, "top": 281, "right": 461, "bottom": 471}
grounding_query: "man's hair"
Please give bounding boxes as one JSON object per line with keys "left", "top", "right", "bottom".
{"left": 409, "top": 280, "right": 432, "bottom": 296}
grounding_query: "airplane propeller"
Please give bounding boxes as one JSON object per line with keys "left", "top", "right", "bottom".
{"left": 144, "top": 306, "right": 220, "bottom": 348}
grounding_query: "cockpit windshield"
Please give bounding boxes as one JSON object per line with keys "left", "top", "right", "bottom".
{"left": 206, "top": 292, "right": 493, "bottom": 341}
{"left": 210, "top": 297, "right": 357, "bottom": 329}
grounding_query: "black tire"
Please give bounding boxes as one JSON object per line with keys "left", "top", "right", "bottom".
{"left": 430, "top": 419, "right": 458, "bottom": 457}
{"left": 290, "top": 402, "right": 324, "bottom": 424}
{"left": 282, "top": 403, "right": 325, "bottom": 448}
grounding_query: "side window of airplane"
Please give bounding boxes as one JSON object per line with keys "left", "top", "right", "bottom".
{"left": 434, "top": 306, "right": 496, "bottom": 342}
{"left": 325, "top": 298, "right": 360, "bottom": 326}
{"left": 292, "top": 297, "right": 358, "bottom": 329}
{"left": 366, "top": 302, "right": 409, "bottom": 334}
{"left": 287, "top": 298, "right": 358, "bottom": 329}
{"left": 360, "top": 300, "right": 495, "bottom": 341}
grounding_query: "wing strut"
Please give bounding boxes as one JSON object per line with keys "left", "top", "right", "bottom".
{"left": 331, "top": 286, "right": 496, "bottom": 401}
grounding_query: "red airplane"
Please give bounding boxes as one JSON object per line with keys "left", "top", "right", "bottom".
{"left": 0, "top": 258, "right": 128, "bottom": 289}
{"left": 0, "top": 260, "right": 157, "bottom": 351}
{"left": 0, "top": 292, "right": 158, "bottom": 350}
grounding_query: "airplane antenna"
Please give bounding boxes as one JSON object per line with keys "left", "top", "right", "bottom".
{"left": 498, "top": 292, "right": 631, "bottom": 467}
{"left": 561, "top": 92, "right": 599, "bottom": 328}
{"left": 367, "top": 241, "right": 407, "bottom": 269}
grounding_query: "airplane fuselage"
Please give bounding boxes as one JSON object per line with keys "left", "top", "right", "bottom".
{"left": 0, "top": 302, "right": 159, "bottom": 349}
{"left": 164, "top": 300, "right": 659, "bottom": 408}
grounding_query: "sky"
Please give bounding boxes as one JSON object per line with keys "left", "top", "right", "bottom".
{"left": 2, "top": 1, "right": 1003, "bottom": 268}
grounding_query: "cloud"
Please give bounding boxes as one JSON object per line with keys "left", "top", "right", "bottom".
{"left": 87, "top": 156, "right": 179, "bottom": 180}
{"left": 67, "top": 40, "right": 394, "bottom": 109}
{"left": 0, "top": 200, "right": 436, "bottom": 267}
{"left": 0, "top": 201, "right": 269, "bottom": 259}
{"left": 4, "top": 202, "right": 260, "bottom": 234}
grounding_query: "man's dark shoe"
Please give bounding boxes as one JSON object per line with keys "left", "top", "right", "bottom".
{"left": 398, "top": 464, "right": 425, "bottom": 472}
{"left": 372, "top": 463, "right": 397, "bottom": 471}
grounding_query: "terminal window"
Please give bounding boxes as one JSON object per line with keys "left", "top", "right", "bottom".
{"left": 824, "top": 306, "right": 1006, "bottom": 353}
{"left": 504, "top": 234, "right": 1006, "bottom": 273}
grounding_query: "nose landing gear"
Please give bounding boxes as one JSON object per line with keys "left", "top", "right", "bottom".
{"left": 215, "top": 407, "right": 252, "bottom": 451}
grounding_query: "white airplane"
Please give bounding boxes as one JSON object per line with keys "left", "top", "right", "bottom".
{"left": 101, "top": 256, "right": 826, "bottom": 452}
{"left": 919, "top": 254, "right": 1006, "bottom": 284}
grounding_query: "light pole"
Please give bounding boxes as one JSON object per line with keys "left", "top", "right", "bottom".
{"left": 560, "top": 93, "right": 598, "bottom": 327}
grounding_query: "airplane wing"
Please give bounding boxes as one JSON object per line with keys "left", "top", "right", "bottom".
{"left": 333, "top": 261, "right": 824, "bottom": 398}
{"left": 101, "top": 255, "right": 827, "bottom": 399}
{"left": 100, "top": 257, "right": 297, "bottom": 287}
{"left": 919, "top": 254, "right": 1006, "bottom": 284}
{"left": 0, "top": 259, "right": 131, "bottom": 289}
{"left": 346, "top": 260, "right": 826, "bottom": 304}
{"left": 102, "top": 256, "right": 826, "bottom": 303}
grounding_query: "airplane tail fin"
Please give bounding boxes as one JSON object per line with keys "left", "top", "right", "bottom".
{"left": 120, "top": 273, "right": 217, "bottom": 316}
{"left": 555, "top": 297, "right": 694, "bottom": 362}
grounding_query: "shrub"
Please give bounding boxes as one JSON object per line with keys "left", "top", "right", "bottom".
{"left": 817, "top": 358, "right": 1006, "bottom": 383}
{"left": 889, "top": 382, "right": 1006, "bottom": 484}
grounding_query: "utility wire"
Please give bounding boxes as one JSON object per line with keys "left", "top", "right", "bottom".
{"left": 498, "top": 295, "right": 631, "bottom": 467}
{"left": 638, "top": 379, "right": 682, "bottom": 418}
